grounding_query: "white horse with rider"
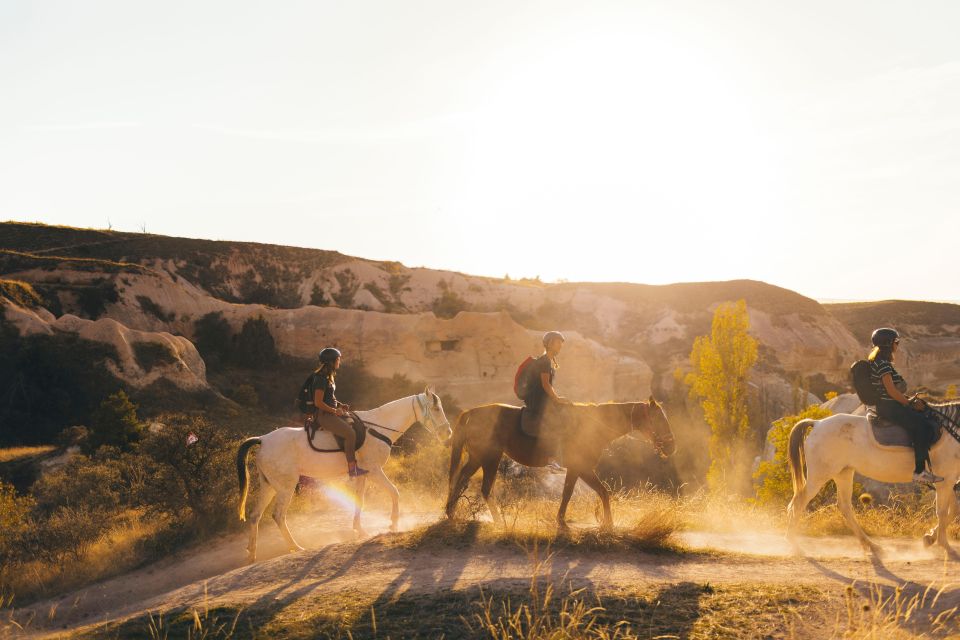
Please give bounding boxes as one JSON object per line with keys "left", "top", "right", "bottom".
{"left": 786, "top": 399, "right": 960, "bottom": 556}
{"left": 237, "top": 387, "right": 451, "bottom": 562}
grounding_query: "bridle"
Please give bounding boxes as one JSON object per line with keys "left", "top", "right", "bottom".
{"left": 631, "top": 402, "right": 673, "bottom": 459}
{"left": 411, "top": 392, "right": 450, "bottom": 440}
{"left": 346, "top": 393, "right": 449, "bottom": 443}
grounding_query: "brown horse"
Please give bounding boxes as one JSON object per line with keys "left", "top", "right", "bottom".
{"left": 444, "top": 396, "right": 676, "bottom": 529}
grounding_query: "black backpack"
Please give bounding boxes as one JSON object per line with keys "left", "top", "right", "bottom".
{"left": 296, "top": 372, "right": 316, "bottom": 414}
{"left": 850, "top": 360, "right": 879, "bottom": 406}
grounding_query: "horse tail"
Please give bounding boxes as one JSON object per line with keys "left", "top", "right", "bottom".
{"left": 788, "top": 419, "right": 813, "bottom": 495}
{"left": 448, "top": 411, "right": 470, "bottom": 486}
{"left": 237, "top": 437, "right": 262, "bottom": 522}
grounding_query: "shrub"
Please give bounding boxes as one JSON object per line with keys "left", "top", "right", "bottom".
{"left": 193, "top": 311, "right": 233, "bottom": 366}
{"left": 310, "top": 283, "right": 329, "bottom": 306}
{"left": 0, "top": 279, "right": 42, "bottom": 308}
{"left": 332, "top": 269, "right": 360, "bottom": 307}
{"left": 31, "top": 454, "right": 125, "bottom": 515}
{"left": 752, "top": 404, "right": 833, "bottom": 506}
{"left": 76, "top": 280, "right": 119, "bottom": 319}
{"left": 134, "top": 341, "right": 177, "bottom": 372}
{"left": 234, "top": 316, "right": 278, "bottom": 368}
{"left": 230, "top": 383, "right": 259, "bottom": 407}
{"left": 136, "top": 295, "right": 176, "bottom": 322}
{"left": 84, "top": 390, "right": 143, "bottom": 453}
{"left": 136, "top": 414, "right": 236, "bottom": 535}
{"left": 0, "top": 480, "right": 34, "bottom": 569}
{"left": 431, "top": 280, "right": 471, "bottom": 319}
{"left": 0, "top": 323, "right": 122, "bottom": 445}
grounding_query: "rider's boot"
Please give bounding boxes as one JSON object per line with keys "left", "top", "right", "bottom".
{"left": 348, "top": 461, "right": 369, "bottom": 478}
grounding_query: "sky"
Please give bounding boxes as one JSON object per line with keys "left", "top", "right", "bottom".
{"left": 1, "top": 1, "right": 959, "bottom": 302}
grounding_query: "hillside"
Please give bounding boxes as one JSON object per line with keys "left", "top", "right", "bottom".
{"left": 2, "top": 221, "right": 958, "bottom": 428}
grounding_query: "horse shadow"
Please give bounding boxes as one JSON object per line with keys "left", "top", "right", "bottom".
{"left": 805, "top": 555, "right": 960, "bottom": 635}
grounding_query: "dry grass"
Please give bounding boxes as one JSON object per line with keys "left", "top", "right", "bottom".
{"left": 0, "top": 445, "right": 56, "bottom": 463}
{"left": 1, "top": 510, "right": 164, "bottom": 606}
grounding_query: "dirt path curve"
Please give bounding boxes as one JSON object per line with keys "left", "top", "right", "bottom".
{"left": 5, "top": 511, "right": 959, "bottom": 639}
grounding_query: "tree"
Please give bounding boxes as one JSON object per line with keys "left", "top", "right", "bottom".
{"left": 193, "top": 312, "right": 232, "bottom": 366}
{"left": 85, "top": 390, "right": 143, "bottom": 453}
{"left": 687, "top": 300, "right": 759, "bottom": 493}
{"left": 234, "top": 316, "right": 278, "bottom": 368}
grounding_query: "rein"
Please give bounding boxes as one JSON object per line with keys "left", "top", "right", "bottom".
{"left": 927, "top": 404, "right": 960, "bottom": 444}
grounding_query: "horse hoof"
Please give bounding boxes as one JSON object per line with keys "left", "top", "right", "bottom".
{"left": 389, "top": 522, "right": 399, "bottom": 533}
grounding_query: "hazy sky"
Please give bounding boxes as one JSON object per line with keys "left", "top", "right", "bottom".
{"left": 2, "top": 1, "right": 959, "bottom": 302}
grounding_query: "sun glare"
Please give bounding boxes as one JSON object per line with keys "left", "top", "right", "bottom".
{"left": 451, "top": 29, "right": 781, "bottom": 283}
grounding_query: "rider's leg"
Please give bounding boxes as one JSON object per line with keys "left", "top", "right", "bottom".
{"left": 317, "top": 413, "right": 358, "bottom": 464}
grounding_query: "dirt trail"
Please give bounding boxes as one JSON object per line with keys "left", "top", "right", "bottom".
{"left": 5, "top": 511, "right": 960, "bottom": 639}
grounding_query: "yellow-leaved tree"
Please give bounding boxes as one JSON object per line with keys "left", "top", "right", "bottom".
{"left": 687, "top": 299, "right": 758, "bottom": 493}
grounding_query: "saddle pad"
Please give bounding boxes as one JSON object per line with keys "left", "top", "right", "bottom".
{"left": 306, "top": 415, "right": 367, "bottom": 452}
{"left": 867, "top": 411, "right": 942, "bottom": 447}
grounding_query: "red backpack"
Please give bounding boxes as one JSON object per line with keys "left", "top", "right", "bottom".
{"left": 514, "top": 356, "right": 537, "bottom": 400}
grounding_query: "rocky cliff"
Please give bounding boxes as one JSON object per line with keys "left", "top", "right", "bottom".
{"left": 3, "top": 222, "right": 958, "bottom": 414}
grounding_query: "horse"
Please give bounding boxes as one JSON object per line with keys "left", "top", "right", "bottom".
{"left": 786, "top": 400, "right": 960, "bottom": 556}
{"left": 237, "top": 387, "right": 451, "bottom": 562}
{"left": 444, "top": 396, "right": 676, "bottom": 530}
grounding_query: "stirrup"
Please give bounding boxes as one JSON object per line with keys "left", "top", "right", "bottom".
{"left": 913, "top": 470, "right": 943, "bottom": 484}
{"left": 545, "top": 461, "right": 566, "bottom": 474}
{"left": 348, "top": 466, "right": 369, "bottom": 478}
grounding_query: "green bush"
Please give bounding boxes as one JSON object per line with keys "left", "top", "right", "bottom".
{"left": 0, "top": 322, "right": 122, "bottom": 445}
{"left": 136, "top": 414, "right": 237, "bottom": 535}
{"left": 752, "top": 404, "right": 832, "bottom": 506}
{"left": 234, "top": 316, "right": 278, "bottom": 368}
{"left": 134, "top": 341, "right": 177, "bottom": 372}
{"left": 193, "top": 311, "right": 233, "bottom": 367}
{"left": 136, "top": 295, "right": 176, "bottom": 322}
{"left": 431, "top": 280, "right": 471, "bottom": 319}
{"left": 0, "top": 480, "right": 34, "bottom": 569}
{"left": 230, "top": 383, "right": 259, "bottom": 407}
{"left": 84, "top": 390, "right": 143, "bottom": 453}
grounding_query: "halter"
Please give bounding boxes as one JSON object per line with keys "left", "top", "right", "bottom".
{"left": 631, "top": 401, "right": 671, "bottom": 459}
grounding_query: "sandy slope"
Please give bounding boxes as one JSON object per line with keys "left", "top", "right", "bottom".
{"left": 5, "top": 510, "right": 960, "bottom": 639}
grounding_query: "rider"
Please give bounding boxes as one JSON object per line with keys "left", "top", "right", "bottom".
{"left": 869, "top": 328, "right": 942, "bottom": 484}
{"left": 311, "top": 347, "right": 368, "bottom": 478}
{"left": 522, "top": 331, "right": 572, "bottom": 473}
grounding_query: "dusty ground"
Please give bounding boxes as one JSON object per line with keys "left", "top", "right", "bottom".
{"left": 5, "top": 503, "right": 960, "bottom": 639}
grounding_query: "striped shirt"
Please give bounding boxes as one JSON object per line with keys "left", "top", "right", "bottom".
{"left": 870, "top": 358, "right": 906, "bottom": 403}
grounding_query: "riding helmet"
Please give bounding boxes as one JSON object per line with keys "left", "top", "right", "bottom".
{"left": 318, "top": 347, "right": 342, "bottom": 364}
{"left": 542, "top": 331, "right": 565, "bottom": 347}
{"left": 871, "top": 328, "right": 900, "bottom": 347}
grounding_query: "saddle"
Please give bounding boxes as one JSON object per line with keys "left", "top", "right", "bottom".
{"left": 866, "top": 408, "right": 942, "bottom": 448}
{"left": 304, "top": 413, "right": 368, "bottom": 453}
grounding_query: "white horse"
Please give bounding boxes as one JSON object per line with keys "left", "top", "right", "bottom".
{"left": 786, "top": 401, "right": 960, "bottom": 556}
{"left": 237, "top": 387, "right": 451, "bottom": 562}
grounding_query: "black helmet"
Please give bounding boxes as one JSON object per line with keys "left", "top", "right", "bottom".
{"left": 318, "top": 347, "right": 342, "bottom": 364}
{"left": 542, "top": 331, "right": 565, "bottom": 347}
{"left": 871, "top": 328, "right": 900, "bottom": 347}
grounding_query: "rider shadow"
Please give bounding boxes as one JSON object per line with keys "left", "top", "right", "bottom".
{"left": 804, "top": 556, "right": 960, "bottom": 634}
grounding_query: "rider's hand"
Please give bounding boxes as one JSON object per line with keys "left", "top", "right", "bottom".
{"left": 910, "top": 397, "right": 926, "bottom": 411}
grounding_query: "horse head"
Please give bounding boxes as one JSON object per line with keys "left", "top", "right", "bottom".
{"left": 635, "top": 395, "right": 676, "bottom": 458}
{"left": 418, "top": 385, "right": 453, "bottom": 443}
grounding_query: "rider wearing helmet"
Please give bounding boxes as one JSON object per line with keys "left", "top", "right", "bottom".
{"left": 869, "top": 328, "right": 942, "bottom": 484}
{"left": 522, "top": 331, "right": 572, "bottom": 473}
{"left": 311, "top": 347, "right": 367, "bottom": 478}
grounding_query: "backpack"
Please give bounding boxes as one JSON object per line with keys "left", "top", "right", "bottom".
{"left": 296, "top": 372, "right": 316, "bottom": 414}
{"left": 850, "top": 360, "right": 879, "bottom": 406}
{"left": 514, "top": 356, "right": 537, "bottom": 400}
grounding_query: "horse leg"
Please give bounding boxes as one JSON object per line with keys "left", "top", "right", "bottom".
{"left": 556, "top": 471, "right": 580, "bottom": 531}
{"left": 246, "top": 473, "right": 276, "bottom": 563}
{"left": 369, "top": 467, "right": 401, "bottom": 531}
{"left": 580, "top": 470, "right": 612, "bottom": 530}
{"left": 835, "top": 468, "right": 880, "bottom": 556}
{"left": 927, "top": 481, "right": 958, "bottom": 555}
{"left": 446, "top": 457, "right": 482, "bottom": 520}
{"left": 786, "top": 464, "right": 831, "bottom": 544}
{"left": 271, "top": 482, "right": 304, "bottom": 553}
{"left": 480, "top": 454, "right": 504, "bottom": 526}
{"left": 352, "top": 476, "right": 368, "bottom": 537}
